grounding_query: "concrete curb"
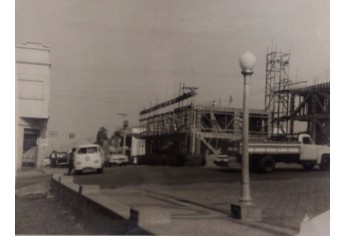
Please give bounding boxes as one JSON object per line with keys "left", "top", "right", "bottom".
{"left": 50, "top": 174, "right": 171, "bottom": 234}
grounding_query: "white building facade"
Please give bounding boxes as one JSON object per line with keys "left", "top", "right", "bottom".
{"left": 130, "top": 127, "right": 146, "bottom": 159}
{"left": 16, "top": 42, "right": 51, "bottom": 172}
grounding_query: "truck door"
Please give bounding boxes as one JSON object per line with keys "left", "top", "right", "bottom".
{"left": 300, "top": 136, "right": 318, "bottom": 161}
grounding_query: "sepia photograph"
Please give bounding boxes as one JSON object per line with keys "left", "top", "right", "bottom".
{"left": 8, "top": 0, "right": 335, "bottom": 235}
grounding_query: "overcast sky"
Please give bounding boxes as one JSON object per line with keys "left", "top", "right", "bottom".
{"left": 15, "top": 0, "right": 329, "bottom": 150}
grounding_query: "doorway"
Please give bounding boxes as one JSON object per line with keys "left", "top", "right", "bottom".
{"left": 22, "top": 128, "right": 40, "bottom": 167}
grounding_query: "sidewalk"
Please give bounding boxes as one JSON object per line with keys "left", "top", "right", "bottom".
{"left": 101, "top": 188, "right": 294, "bottom": 235}
{"left": 100, "top": 175, "right": 329, "bottom": 235}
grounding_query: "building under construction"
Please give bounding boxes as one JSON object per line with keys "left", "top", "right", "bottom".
{"left": 265, "top": 48, "right": 330, "bottom": 144}
{"left": 139, "top": 87, "right": 271, "bottom": 165}
{"left": 138, "top": 48, "right": 330, "bottom": 165}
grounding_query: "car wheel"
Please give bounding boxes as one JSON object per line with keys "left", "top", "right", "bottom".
{"left": 97, "top": 167, "right": 103, "bottom": 174}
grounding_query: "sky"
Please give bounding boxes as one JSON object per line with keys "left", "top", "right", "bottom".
{"left": 15, "top": 0, "right": 330, "bottom": 150}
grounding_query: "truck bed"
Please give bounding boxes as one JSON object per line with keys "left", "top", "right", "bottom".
{"left": 247, "top": 142, "right": 301, "bottom": 155}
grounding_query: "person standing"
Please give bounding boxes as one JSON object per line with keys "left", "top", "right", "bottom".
{"left": 50, "top": 150, "right": 57, "bottom": 168}
{"left": 68, "top": 148, "right": 76, "bottom": 176}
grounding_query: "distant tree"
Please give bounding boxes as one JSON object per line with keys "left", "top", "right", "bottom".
{"left": 96, "top": 126, "right": 108, "bottom": 145}
{"left": 110, "top": 130, "right": 122, "bottom": 149}
{"left": 111, "top": 130, "right": 122, "bottom": 139}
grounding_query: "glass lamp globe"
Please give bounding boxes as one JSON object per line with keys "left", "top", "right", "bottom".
{"left": 239, "top": 51, "right": 257, "bottom": 71}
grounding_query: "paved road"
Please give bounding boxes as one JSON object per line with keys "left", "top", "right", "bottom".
{"left": 72, "top": 164, "right": 329, "bottom": 188}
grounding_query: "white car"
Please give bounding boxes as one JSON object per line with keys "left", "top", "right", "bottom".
{"left": 106, "top": 153, "right": 129, "bottom": 166}
{"left": 73, "top": 144, "right": 104, "bottom": 174}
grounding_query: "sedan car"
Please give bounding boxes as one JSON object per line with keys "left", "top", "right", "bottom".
{"left": 51, "top": 152, "right": 68, "bottom": 168}
{"left": 105, "top": 153, "right": 129, "bottom": 166}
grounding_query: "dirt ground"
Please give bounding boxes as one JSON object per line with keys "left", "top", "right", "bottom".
{"left": 15, "top": 194, "right": 91, "bottom": 235}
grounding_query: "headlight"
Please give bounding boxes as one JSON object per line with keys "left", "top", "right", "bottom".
{"left": 76, "top": 161, "right": 81, "bottom": 166}
{"left": 94, "top": 160, "right": 99, "bottom": 164}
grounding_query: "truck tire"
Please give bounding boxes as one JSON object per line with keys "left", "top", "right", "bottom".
{"left": 258, "top": 155, "right": 275, "bottom": 173}
{"left": 302, "top": 163, "right": 315, "bottom": 171}
{"left": 320, "top": 154, "right": 330, "bottom": 171}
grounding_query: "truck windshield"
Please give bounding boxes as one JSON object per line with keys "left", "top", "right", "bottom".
{"left": 77, "top": 147, "right": 98, "bottom": 154}
{"left": 302, "top": 137, "right": 313, "bottom": 144}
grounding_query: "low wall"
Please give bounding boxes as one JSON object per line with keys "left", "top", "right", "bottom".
{"left": 50, "top": 175, "right": 152, "bottom": 235}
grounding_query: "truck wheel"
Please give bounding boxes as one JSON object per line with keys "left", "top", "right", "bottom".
{"left": 302, "top": 163, "right": 315, "bottom": 171}
{"left": 320, "top": 154, "right": 330, "bottom": 171}
{"left": 258, "top": 155, "right": 275, "bottom": 173}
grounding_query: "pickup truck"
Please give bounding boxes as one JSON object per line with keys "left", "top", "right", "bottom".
{"left": 216, "top": 134, "right": 330, "bottom": 173}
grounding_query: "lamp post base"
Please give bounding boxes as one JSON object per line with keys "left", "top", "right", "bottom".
{"left": 230, "top": 202, "right": 262, "bottom": 220}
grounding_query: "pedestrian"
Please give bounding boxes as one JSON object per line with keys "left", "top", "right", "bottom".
{"left": 50, "top": 150, "right": 57, "bottom": 168}
{"left": 68, "top": 148, "right": 76, "bottom": 176}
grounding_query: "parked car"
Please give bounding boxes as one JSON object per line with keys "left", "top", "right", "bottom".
{"left": 50, "top": 152, "right": 68, "bottom": 168}
{"left": 73, "top": 144, "right": 104, "bottom": 174}
{"left": 105, "top": 152, "right": 129, "bottom": 166}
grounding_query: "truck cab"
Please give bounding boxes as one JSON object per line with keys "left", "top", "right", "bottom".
{"left": 298, "top": 134, "right": 330, "bottom": 170}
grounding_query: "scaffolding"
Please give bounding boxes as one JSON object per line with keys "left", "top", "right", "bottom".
{"left": 287, "top": 82, "right": 330, "bottom": 144}
{"left": 265, "top": 49, "right": 292, "bottom": 134}
{"left": 139, "top": 87, "right": 271, "bottom": 164}
{"left": 265, "top": 48, "right": 329, "bottom": 144}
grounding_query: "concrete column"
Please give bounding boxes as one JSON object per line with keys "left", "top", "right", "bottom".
{"left": 240, "top": 73, "right": 252, "bottom": 205}
{"left": 16, "top": 124, "right": 24, "bottom": 172}
{"left": 36, "top": 137, "right": 48, "bottom": 170}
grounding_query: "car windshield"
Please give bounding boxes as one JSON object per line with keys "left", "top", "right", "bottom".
{"left": 77, "top": 147, "right": 98, "bottom": 154}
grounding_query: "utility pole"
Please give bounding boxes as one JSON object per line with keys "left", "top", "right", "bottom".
{"left": 117, "top": 113, "right": 128, "bottom": 155}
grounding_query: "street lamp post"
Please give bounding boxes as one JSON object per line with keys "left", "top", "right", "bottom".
{"left": 231, "top": 51, "right": 261, "bottom": 220}
{"left": 239, "top": 51, "right": 256, "bottom": 205}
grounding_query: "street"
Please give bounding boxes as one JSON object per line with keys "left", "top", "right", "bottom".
{"left": 72, "top": 164, "right": 329, "bottom": 188}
